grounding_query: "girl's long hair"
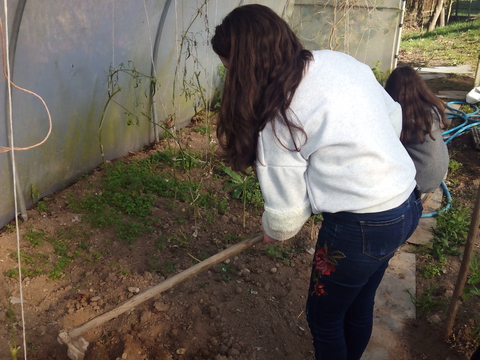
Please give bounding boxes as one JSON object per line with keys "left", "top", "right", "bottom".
{"left": 211, "top": 4, "right": 312, "bottom": 172}
{"left": 385, "top": 65, "right": 449, "bottom": 144}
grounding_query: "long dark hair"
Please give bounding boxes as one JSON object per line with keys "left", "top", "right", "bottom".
{"left": 385, "top": 65, "right": 448, "bottom": 144}
{"left": 211, "top": 4, "right": 312, "bottom": 172}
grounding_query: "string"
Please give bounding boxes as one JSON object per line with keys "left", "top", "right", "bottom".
{"left": 0, "top": 18, "right": 52, "bottom": 153}
{"left": 2, "top": 2, "right": 27, "bottom": 358}
{"left": 174, "top": 0, "right": 180, "bottom": 129}
{"left": 112, "top": 0, "right": 115, "bottom": 68}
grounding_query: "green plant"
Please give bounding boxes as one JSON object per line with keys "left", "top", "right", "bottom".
{"left": 371, "top": 61, "right": 391, "bottom": 86}
{"left": 420, "top": 260, "right": 444, "bottom": 279}
{"left": 431, "top": 202, "right": 470, "bottom": 261}
{"left": 265, "top": 244, "right": 293, "bottom": 266}
{"left": 98, "top": 60, "right": 157, "bottom": 163}
{"left": 160, "top": 261, "right": 175, "bottom": 276}
{"left": 30, "top": 184, "right": 40, "bottom": 200}
{"left": 224, "top": 233, "right": 240, "bottom": 244}
{"left": 6, "top": 301, "right": 19, "bottom": 360}
{"left": 406, "top": 284, "right": 448, "bottom": 316}
{"left": 448, "top": 159, "right": 463, "bottom": 176}
{"left": 222, "top": 166, "right": 264, "bottom": 227}
{"left": 195, "top": 124, "right": 209, "bottom": 135}
{"left": 156, "top": 236, "right": 165, "bottom": 251}
{"left": 24, "top": 227, "right": 47, "bottom": 247}
{"left": 36, "top": 200, "right": 48, "bottom": 213}
{"left": 219, "top": 263, "right": 235, "bottom": 282}
{"left": 463, "top": 254, "right": 480, "bottom": 299}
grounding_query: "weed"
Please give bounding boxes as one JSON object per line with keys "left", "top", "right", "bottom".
{"left": 371, "top": 61, "right": 391, "bottom": 86}
{"left": 222, "top": 166, "right": 263, "bottom": 207}
{"left": 463, "top": 254, "right": 480, "bottom": 300}
{"left": 420, "top": 260, "right": 444, "bottom": 279}
{"left": 36, "top": 200, "right": 48, "bottom": 213}
{"left": 160, "top": 261, "right": 175, "bottom": 276}
{"left": 24, "top": 227, "right": 47, "bottom": 247}
{"left": 432, "top": 202, "right": 470, "bottom": 260}
{"left": 31, "top": 184, "right": 40, "bottom": 200}
{"left": 27, "top": 341, "right": 38, "bottom": 351}
{"left": 219, "top": 263, "right": 235, "bottom": 282}
{"left": 224, "top": 233, "right": 240, "bottom": 244}
{"left": 90, "top": 252, "right": 103, "bottom": 262}
{"left": 448, "top": 159, "right": 463, "bottom": 176}
{"left": 406, "top": 284, "right": 448, "bottom": 316}
{"left": 195, "top": 125, "right": 209, "bottom": 135}
{"left": 6, "top": 302, "right": 19, "bottom": 360}
{"left": 265, "top": 244, "right": 293, "bottom": 266}
{"left": 119, "top": 269, "right": 129, "bottom": 276}
{"left": 156, "top": 236, "right": 165, "bottom": 251}
{"left": 222, "top": 166, "right": 263, "bottom": 226}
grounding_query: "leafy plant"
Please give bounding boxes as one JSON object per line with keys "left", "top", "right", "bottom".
{"left": 24, "top": 227, "right": 47, "bottom": 247}
{"left": 406, "top": 284, "right": 448, "bottom": 316}
{"left": 6, "top": 301, "right": 19, "bottom": 360}
{"left": 36, "top": 200, "right": 48, "bottom": 213}
{"left": 219, "top": 263, "right": 235, "bottom": 282}
{"left": 431, "top": 202, "right": 470, "bottom": 261}
{"left": 448, "top": 159, "right": 463, "bottom": 176}
{"left": 463, "top": 254, "right": 480, "bottom": 300}
{"left": 420, "top": 260, "right": 444, "bottom": 279}
{"left": 160, "top": 261, "right": 175, "bottom": 276}
{"left": 222, "top": 166, "right": 264, "bottom": 226}
{"left": 265, "top": 243, "right": 293, "bottom": 266}
{"left": 371, "top": 61, "right": 391, "bottom": 86}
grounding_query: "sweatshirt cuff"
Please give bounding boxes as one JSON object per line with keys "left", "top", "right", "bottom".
{"left": 261, "top": 204, "right": 312, "bottom": 241}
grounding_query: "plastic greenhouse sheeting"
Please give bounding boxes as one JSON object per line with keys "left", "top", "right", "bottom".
{"left": 0, "top": 0, "right": 402, "bottom": 229}
{"left": 288, "top": 0, "right": 404, "bottom": 72}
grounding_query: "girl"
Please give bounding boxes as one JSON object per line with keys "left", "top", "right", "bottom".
{"left": 385, "top": 65, "right": 450, "bottom": 195}
{"left": 212, "top": 5, "right": 422, "bottom": 360}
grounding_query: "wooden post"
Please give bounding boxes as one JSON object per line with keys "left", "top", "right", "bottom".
{"left": 474, "top": 54, "right": 480, "bottom": 88}
{"left": 443, "top": 185, "right": 480, "bottom": 339}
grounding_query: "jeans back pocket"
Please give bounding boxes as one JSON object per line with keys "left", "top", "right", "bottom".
{"left": 360, "top": 215, "right": 405, "bottom": 260}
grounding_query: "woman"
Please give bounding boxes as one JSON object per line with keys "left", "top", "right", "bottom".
{"left": 212, "top": 5, "right": 422, "bottom": 360}
{"left": 385, "top": 65, "right": 450, "bottom": 195}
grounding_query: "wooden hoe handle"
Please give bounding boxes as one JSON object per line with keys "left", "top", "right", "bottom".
{"left": 67, "top": 232, "right": 263, "bottom": 339}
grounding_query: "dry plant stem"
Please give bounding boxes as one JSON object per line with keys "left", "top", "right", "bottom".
{"left": 443, "top": 185, "right": 480, "bottom": 339}
{"left": 64, "top": 233, "right": 263, "bottom": 340}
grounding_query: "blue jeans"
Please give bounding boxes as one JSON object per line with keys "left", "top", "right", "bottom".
{"left": 306, "top": 191, "right": 422, "bottom": 360}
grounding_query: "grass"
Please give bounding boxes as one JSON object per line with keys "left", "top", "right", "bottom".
{"left": 401, "top": 18, "right": 480, "bottom": 67}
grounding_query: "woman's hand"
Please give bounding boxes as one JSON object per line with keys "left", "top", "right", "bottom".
{"left": 261, "top": 225, "right": 278, "bottom": 245}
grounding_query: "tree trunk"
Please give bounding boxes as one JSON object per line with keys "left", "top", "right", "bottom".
{"left": 440, "top": 6, "right": 445, "bottom": 26}
{"left": 428, "top": 0, "right": 444, "bottom": 31}
{"left": 445, "top": 0, "right": 454, "bottom": 23}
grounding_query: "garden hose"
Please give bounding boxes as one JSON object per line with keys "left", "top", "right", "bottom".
{"left": 421, "top": 101, "right": 480, "bottom": 218}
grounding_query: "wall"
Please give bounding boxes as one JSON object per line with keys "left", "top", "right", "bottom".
{"left": 0, "top": 0, "right": 399, "bottom": 229}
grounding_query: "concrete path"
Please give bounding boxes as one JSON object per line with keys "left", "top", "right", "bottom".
{"left": 361, "top": 188, "right": 444, "bottom": 360}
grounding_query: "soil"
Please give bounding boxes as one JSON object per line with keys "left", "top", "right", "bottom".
{"left": 0, "top": 54, "right": 479, "bottom": 360}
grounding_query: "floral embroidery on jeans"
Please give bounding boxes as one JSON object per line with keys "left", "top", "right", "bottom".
{"left": 311, "top": 243, "right": 345, "bottom": 296}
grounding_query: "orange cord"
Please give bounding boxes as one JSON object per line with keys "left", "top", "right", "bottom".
{"left": 0, "top": 18, "right": 52, "bottom": 153}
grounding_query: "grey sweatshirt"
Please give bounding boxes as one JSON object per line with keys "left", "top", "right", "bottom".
{"left": 404, "top": 113, "right": 449, "bottom": 194}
